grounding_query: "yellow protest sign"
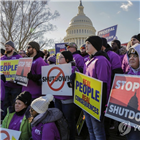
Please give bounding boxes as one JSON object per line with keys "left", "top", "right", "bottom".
{"left": 56, "top": 52, "right": 60, "bottom": 65}
{"left": 0, "top": 60, "right": 19, "bottom": 81}
{"left": 74, "top": 72, "right": 103, "bottom": 121}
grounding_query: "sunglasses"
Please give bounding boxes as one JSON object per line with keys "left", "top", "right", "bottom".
{"left": 27, "top": 45, "right": 32, "bottom": 49}
{"left": 80, "top": 47, "right": 85, "bottom": 49}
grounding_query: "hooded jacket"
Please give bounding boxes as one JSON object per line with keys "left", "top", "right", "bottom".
{"left": 2, "top": 106, "right": 31, "bottom": 140}
{"left": 31, "top": 108, "right": 62, "bottom": 140}
{"left": 127, "top": 44, "right": 140, "bottom": 75}
{"left": 22, "top": 51, "right": 48, "bottom": 98}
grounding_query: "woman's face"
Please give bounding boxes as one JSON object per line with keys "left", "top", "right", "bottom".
{"left": 15, "top": 100, "right": 27, "bottom": 112}
{"left": 58, "top": 54, "right": 67, "bottom": 64}
{"left": 85, "top": 41, "right": 96, "bottom": 55}
{"left": 29, "top": 107, "right": 38, "bottom": 117}
{"left": 129, "top": 54, "right": 139, "bottom": 69}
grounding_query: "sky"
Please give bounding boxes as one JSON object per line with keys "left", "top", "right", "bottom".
{"left": 45, "top": 0, "right": 140, "bottom": 48}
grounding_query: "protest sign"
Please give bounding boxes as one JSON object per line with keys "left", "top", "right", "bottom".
{"left": 55, "top": 43, "right": 67, "bottom": 54}
{"left": 97, "top": 25, "right": 118, "bottom": 42}
{"left": 105, "top": 74, "right": 140, "bottom": 128}
{"left": 14, "top": 58, "right": 33, "bottom": 86}
{"left": 0, "top": 60, "right": 19, "bottom": 81}
{"left": 42, "top": 63, "right": 72, "bottom": 96}
{"left": 0, "top": 128, "right": 21, "bottom": 140}
{"left": 48, "top": 48, "right": 55, "bottom": 55}
{"left": 74, "top": 72, "right": 104, "bottom": 121}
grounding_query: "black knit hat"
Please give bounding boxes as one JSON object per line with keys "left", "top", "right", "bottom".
{"left": 28, "top": 41, "right": 40, "bottom": 51}
{"left": 61, "top": 50, "right": 73, "bottom": 63}
{"left": 112, "top": 40, "right": 121, "bottom": 49}
{"left": 5, "top": 41, "right": 15, "bottom": 48}
{"left": 16, "top": 91, "right": 32, "bottom": 106}
{"left": 101, "top": 37, "right": 107, "bottom": 48}
{"left": 131, "top": 34, "right": 140, "bottom": 42}
{"left": 85, "top": 36, "right": 102, "bottom": 51}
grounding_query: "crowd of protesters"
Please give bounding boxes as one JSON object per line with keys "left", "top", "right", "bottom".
{"left": 0, "top": 33, "right": 140, "bottom": 140}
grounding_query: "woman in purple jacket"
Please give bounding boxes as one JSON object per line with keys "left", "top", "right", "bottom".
{"left": 125, "top": 44, "right": 140, "bottom": 140}
{"left": 54, "top": 50, "right": 79, "bottom": 140}
{"left": 30, "top": 94, "right": 61, "bottom": 140}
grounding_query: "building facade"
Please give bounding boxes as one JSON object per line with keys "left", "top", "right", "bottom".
{"left": 63, "top": 0, "right": 96, "bottom": 48}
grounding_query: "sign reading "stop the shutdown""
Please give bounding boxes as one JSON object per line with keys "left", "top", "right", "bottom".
{"left": 42, "top": 64, "right": 72, "bottom": 96}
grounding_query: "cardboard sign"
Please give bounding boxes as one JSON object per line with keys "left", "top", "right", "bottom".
{"left": 14, "top": 58, "right": 33, "bottom": 86}
{"left": 97, "top": 25, "right": 118, "bottom": 42}
{"left": 42, "top": 64, "right": 72, "bottom": 96}
{"left": 105, "top": 74, "right": 140, "bottom": 128}
{"left": 74, "top": 72, "right": 103, "bottom": 121}
{"left": 55, "top": 43, "right": 67, "bottom": 54}
{"left": 0, "top": 128, "right": 21, "bottom": 140}
{"left": 0, "top": 60, "right": 19, "bottom": 81}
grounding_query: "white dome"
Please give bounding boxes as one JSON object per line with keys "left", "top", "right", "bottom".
{"left": 64, "top": 0, "right": 96, "bottom": 48}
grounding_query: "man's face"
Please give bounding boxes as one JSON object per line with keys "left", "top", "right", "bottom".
{"left": 67, "top": 46, "right": 76, "bottom": 53}
{"left": 111, "top": 42, "right": 118, "bottom": 51}
{"left": 131, "top": 38, "right": 140, "bottom": 46}
{"left": 26, "top": 45, "right": 34, "bottom": 57}
{"left": 5, "top": 44, "right": 13, "bottom": 54}
{"left": 80, "top": 47, "right": 86, "bottom": 55}
{"left": 85, "top": 41, "right": 96, "bottom": 55}
{"left": 19, "top": 51, "right": 26, "bottom": 57}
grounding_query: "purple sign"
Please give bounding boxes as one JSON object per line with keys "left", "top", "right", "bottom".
{"left": 55, "top": 43, "right": 68, "bottom": 54}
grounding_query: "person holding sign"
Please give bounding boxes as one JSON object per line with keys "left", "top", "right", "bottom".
{"left": 2, "top": 91, "right": 32, "bottom": 140}
{"left": 54, "top": 50, "right": 79, "bottom": 139}
{"left": 1, "top": 41, "right": 22, "bottom": 118}
{"left": 125, "top": 44, "right": 140, "bottom": 140}
{"left": 22, "top": 41, "right": 48, "bottom": 100}
{"left": 83, "top": 36, "right": 111, "bottom": 140}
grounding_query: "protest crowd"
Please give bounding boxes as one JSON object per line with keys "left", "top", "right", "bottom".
{"left": 0, "top": 33, "right": 140, "bottom": 140}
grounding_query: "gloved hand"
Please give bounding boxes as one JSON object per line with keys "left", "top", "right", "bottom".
{"left": 27, "top": 71, "right": 33, "bottom": 80}
{"left": 67, "top": 73, "right": 76, "bottom": 88}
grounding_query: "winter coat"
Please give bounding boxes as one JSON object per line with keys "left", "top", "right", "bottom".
{"left": 1, "top": 52, "right": 22, "bottom": 88}
{"left": 31, "top": 108, "right": 62, "bottom": 140}
{"left": 22, "top": 51, "right": 48, "bottom": 98}
{"left": 122, "top": 54, "right": 130, "bottom": 73}
{"left": 72, "top": 51, "right": 84, "bottom": 73}
{"left": 2, "top": 107, "right": 31, "bottom": 140}
{"left": 83, "top": 51, "right": 111, "bottom": 102}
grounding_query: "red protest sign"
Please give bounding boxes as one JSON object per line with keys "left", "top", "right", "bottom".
{"left": 105, "top": 74, "right": 140, "bottom": 128}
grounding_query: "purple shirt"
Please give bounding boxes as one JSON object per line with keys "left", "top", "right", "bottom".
{"left": 83, "top": 54, "right": 90, "bottom": 63}
{"left": 106, "top": 50, "right": 121, "bottom": 70}
{"left": 1, "top": 53, "right": 22, "bottom": 88}
{"left": 22, "top": 57, "right": 47, "bottom": 98}
{"left": 83, "top": 55, "right": 111, "bottom": 102}
{"left": 9, "top": 113, "right": 24, "bottom": 131}
{"left": 73, "top": 53, "right": 84, "bottom": 71}
{"left": 32, "top": 122, "right": 60, "bottom": 140}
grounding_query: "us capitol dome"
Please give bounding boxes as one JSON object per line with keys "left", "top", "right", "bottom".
{"left": 63, "top": 0, "right": 96, "bottom": 48}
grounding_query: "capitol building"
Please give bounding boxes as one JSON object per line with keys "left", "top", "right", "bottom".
{"left": 63, "top": 0, "right": 96, "bottom": 48}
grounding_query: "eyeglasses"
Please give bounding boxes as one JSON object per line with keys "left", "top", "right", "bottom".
{"left": 27, "top": 45, "right": 32, "bottom": 49}
{"left": 59, "top": 56, "right": 65, "bottom": 59}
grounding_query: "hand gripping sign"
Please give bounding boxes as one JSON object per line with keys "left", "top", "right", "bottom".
{"left": 42, "top": 64, "right": 72, "bottom": 96}
{"left": 105, "top": 74, "right": 140, "bottom": 128}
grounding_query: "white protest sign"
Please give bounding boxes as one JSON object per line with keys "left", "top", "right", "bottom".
{"left": 42, "top": 63, "right": 72, "bottom": 96}
{"left": 0, "top": 128, "right": 21, "bottom": 140}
